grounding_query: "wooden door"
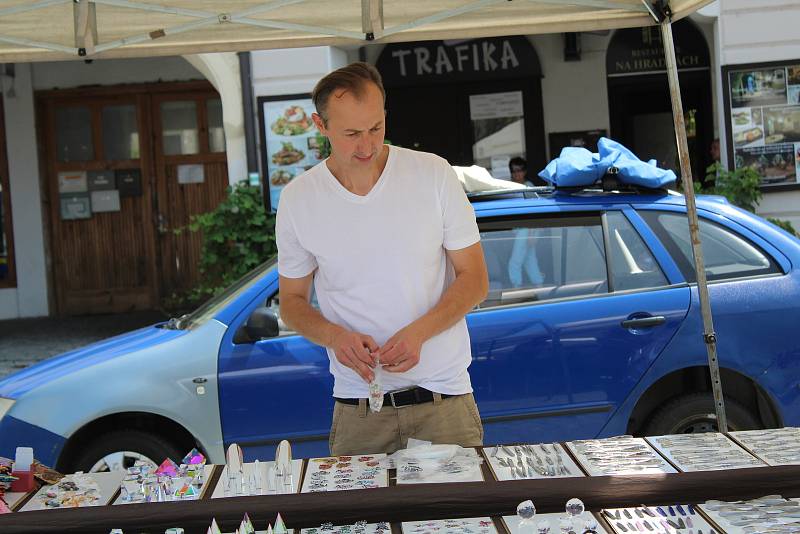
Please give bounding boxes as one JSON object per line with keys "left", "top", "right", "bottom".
{"left": 151, "top": 91, "right": 229, "bottom": 299}
{"left": 41, "top": 93, "right": 159, "bottom": 315}
{"left": 39, "top": 82, "right": 228, "bottom": 315}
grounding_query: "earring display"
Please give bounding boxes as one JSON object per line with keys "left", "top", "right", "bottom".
{"left": 504, "top": 511, "right": 609, "bottom": 534}
{"left": 603, "top": 505, "right": 717, "bottom": 534}
{"left": 402, "top": 517, "right": 498, "bottom": 533}
{"left": 565, "top": 436, "right": 677, "bottom": 476}
{"left": 301, "top": 521, "right": 391, "bottom": 533}
{"left": 300, "top": 454, "right": 388, "bottom": 493}
{"left": 20, "top": 471, "right": 124, "bottom": 511}
{"left": 484, "top": 443, "right": 584, "bottom": 480}
{"left": 728, "top": 427, "right": 800, "bottom": 466}
{"left": 210, "top": 459, "right": 303, "bottom": 498}
{"left": 395, "top": 447, "right": 484, "bottom": 484}
{"left": 114, "top": 449, "right": 212, "bottom": 504}
{"left": 700, "top": 495, "right": 800, "bottom": 534}
{"left": 645, "top": 433, "right": 766, "bottom": 472}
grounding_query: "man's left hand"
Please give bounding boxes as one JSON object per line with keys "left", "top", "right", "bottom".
{"left": 379, "top": 325, "right": 424, "bottom": 373}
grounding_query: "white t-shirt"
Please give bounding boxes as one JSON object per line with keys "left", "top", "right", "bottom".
{"left": 276, "top": 145, "right": 481, "bottom": 398}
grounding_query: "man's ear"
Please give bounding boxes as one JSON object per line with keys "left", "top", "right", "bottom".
{"left": 311, "top": 112, "right": 327, "bottom": 134}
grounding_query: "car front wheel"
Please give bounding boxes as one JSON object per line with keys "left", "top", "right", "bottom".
{"left": 71, "top": 429, "right": 185, "bottom": 473}
{"left": 643, "top": 392, "right": 761, "bottom": 435}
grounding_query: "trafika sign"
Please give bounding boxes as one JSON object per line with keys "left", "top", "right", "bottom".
{"left": 377, "top": 36, "right": 541, "bottom": 86}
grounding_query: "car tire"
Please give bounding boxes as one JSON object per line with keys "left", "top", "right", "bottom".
{"left": 70, "top": 429, "right": 186, "bottom": 473}
{"left": 643, "top": 392, "right": 761, "bottom": 435}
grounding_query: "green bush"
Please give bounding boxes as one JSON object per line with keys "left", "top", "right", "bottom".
{"left": 169, "top": 182, "right": 276, "bottom": 309}
{"left": 697, "top": 163, "right": 797, "bottom": 236}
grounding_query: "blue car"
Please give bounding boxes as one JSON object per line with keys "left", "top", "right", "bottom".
{"left": 1, "top": 183, "right": 799, "bottom": 473}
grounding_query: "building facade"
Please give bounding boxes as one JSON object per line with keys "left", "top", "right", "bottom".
{"left": 0, "top": 0, "right": 797, "bottom": 320}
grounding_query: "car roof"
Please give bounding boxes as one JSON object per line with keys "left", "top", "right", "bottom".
{"left": 468, "top": 187, "right": 729, "bottom": 217}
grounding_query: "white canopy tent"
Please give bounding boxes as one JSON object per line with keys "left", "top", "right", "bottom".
{"left": 0, "top": 0, "right": 710, "bottom": 62}
{"left": 0, "top": 0, "right": 728, "bottom": 429}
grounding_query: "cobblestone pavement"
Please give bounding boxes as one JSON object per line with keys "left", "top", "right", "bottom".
{"left": 0, "top": 311, "right": 168, "bottom": 379}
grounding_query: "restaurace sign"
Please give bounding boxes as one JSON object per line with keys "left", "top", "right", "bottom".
{"left": 377, "top": 36, "right": 541, "bottom": 86}
{"left": 606, "top": 21, "right": 709, "bottom": 76}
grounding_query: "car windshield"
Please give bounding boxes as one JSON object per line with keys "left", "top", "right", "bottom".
{"left": 174, "top": 256, "right": 278, "bottom": 330}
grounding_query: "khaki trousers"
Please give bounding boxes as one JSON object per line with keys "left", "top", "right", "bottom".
{"left": 329, "top": 392, "right": 484, "bottom": 456}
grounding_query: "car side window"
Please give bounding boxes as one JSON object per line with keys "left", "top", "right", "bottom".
{"left": 640, "top": 210, "right": 781, "bottom": 282}
{"left": 605, "top": 211, "right": 668, "bottom": 291}
{"left": 480, "top": 214, "right": 608, "bottom": 306}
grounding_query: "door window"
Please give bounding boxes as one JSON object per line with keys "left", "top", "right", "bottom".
{"left": 0, "top": 103, "right": 12, "bottom": 286}
{"left": 56, "top": 107, "right": 94, "bottom": 162}
{"left": 605, "top": 211, "right": 668, "bottom": 291}
{"left": 161, "top": 101, "right": 199, "bottom": 155}
{"left": 481, "top": 215, "right": 607, "bottom": 306}
{"left": 207, "top": 99, "right": 226, "bottom": 153}
{"left": 640, "top": 210, "right": 781, "bottom": 282}
{"left": 480, "top": 212, "right": 670, "bottom": 307}
{"left": 102, "top": 105, "right": 139, "bottom": 160}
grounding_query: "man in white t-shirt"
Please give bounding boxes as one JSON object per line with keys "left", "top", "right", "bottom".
{"left": 276, "top": 62, "right": 489, "bottom": 455}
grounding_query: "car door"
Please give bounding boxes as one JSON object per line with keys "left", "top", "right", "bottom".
{"left": 217, "top": 279, "right": 334, "bottom": 460}
{"left": 470, "top": 207, "right": 690, "bottom": 444}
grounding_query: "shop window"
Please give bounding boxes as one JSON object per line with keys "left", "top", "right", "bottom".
{"left": 56, "top": 106, "right": 94, "bottom": 162}
{"left": 161, "top": 101, "right": 199, "bottom": 155}
{"left": 102, "top": 105, "right": 139, "bottom": 160}
{"left": 207, "top": 99, "right": 226, "bottom": 153}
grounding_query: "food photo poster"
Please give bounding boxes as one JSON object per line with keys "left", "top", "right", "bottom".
{"left": 259, "top": 95, "right": 325, "bottom": 211}
{"left": 727, "top": 63, "right": 800, "bottom": 187}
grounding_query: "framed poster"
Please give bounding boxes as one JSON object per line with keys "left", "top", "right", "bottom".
{"left": 257, "top": 94, "right": 323, "bottom": 212}
{"left": 548, "top": 129, "right": 607, "bottom": 161}
{"left": 723, "top": 59, "right": 800, "bottom": 190}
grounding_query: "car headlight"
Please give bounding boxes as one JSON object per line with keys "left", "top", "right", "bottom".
{"left": 0, "top": 397, "right": 15, "bottom": 421}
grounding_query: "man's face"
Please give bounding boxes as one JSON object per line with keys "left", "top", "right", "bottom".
{"left": 312, "top": 82, "right": 385, "bottom": 174}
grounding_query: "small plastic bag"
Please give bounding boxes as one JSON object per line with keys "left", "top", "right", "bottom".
{"left": 368, "top": 355, "right": 384, "bottom": 413}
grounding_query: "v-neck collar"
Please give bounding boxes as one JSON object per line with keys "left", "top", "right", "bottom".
{"left": 322, "top": 145, "right": 394, "bottom": 203}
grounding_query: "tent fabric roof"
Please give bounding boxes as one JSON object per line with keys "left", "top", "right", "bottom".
{"left": 0, "top": 0, "right": 713, "bottom": 62}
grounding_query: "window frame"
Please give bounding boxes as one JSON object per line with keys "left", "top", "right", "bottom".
{"left": 0, "top": 99, "right": 15, "bottom": 288}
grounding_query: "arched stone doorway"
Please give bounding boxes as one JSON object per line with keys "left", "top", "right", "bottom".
{"left": 606, "top": 20, "right": 713, "bottom": 184}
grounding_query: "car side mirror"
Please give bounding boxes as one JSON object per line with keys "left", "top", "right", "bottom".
{"left": 234, "top": 307, "right": 280, "bottom": 343}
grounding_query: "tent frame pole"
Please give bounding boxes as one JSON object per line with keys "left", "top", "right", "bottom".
{"left": 660, "top": 18, "right": 728, "bottom": 432}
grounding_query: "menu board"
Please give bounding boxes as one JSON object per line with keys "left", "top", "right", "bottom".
{"left": 259, "top": 95, "right": 325, "bottom": 212}
{"left": 726, "top": 62, "right": 800, "bottom": 187}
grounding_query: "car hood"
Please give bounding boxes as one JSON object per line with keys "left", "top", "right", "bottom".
{"left": 0, "top": 324, "right": 187, "bottom": 399}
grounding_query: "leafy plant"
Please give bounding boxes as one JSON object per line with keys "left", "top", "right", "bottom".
{"left": 696, "top": 163, "right": 797, "bottom": 236}
{"left": 169, "top": 182, "right": 276, "bottom": 309}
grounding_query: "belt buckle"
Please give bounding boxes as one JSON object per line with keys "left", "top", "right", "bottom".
{"left": 389, "top": 387, "right": 415, "bottom": 409}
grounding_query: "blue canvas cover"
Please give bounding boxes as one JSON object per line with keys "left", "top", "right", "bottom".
{"left": 538, "top": 137, "right": 677, "bottom": 189}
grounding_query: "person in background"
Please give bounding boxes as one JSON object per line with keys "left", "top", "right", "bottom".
{"left": 710, "top": 138, "right": 720, "bottom": 163}
{"left": 509, "top": 156, "right": 535, "bottom": 187}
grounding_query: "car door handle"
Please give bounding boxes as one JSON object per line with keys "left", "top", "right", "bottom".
{"left": 621, "top": 316, "right": 666, "bottom": 329}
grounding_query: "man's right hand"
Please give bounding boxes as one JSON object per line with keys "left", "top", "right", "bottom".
{"left": 330, "top": 327, "right": 380, "bottom": 382}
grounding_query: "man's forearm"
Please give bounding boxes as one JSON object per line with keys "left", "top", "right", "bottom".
{"left": 410, "top": 270, "right": 488, "bottom": 342}
{"left": 281, "top": 295, "right": 343, "bottom": 348}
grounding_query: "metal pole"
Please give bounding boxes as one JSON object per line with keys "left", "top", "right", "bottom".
{"left": 660, "top": 20, "right": 728, "bottom": 432}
